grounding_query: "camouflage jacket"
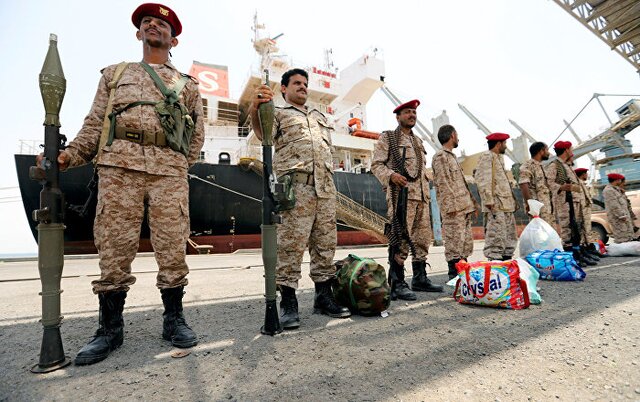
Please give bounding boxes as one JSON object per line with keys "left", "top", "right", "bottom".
{"left": 432, "top": 149, "right": 475, "bottom": 214}
{"left": 518, "top": 158, "right": 552, "bottom": 208}
{"left": 576, "top": 179, "right": 592, "bottom": 207}
{"left": 66, "top": 62, "right": 205, "bottom": 177}
{"left": 474, "top": 151, "right": 516, "bottom": 212}
{"left": 272, "top": 104, "right": 336, "bottom": 199}
{"left": 603, "top": 184, "right": 632, "bottom": 221}
{"left": 371, "top": 128, "right": 430, "bottom": 202}
{"left": 544, "top": 158, "right": 581, "bottom": 207}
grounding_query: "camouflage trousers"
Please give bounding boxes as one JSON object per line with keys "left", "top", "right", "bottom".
{"left": 611, "top": 215, "right": 637, "bottom": 243}
{"left": 555, "top": 200, "right": 585, "bottom": 247}
{"left": 538, "top": 194, "right": 555, "bottom": 228}
{"left": 583, "top": 206, "right": 592, "bottom": 243}
{"left": 483, "top": 211, "right": 517, "bottom": 260}
{"left": 276, "top": 183, "right": 337, "bottom": 289}
{"left": 442, "top": 211, "right": 474, "bottom": 261}
{"left": 387, "top": 198, "right": 432, "bottom": 264}
{"left": 91, "top": 166, "right": 190, "bottom": 293}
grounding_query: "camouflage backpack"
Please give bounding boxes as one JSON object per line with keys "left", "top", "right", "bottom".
{"left": 333, "top": 254, "right": 390, "bottom": 316}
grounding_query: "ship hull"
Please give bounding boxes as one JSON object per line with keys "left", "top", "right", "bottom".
{"left": 15, "top": 155, "right": 530, "bottom": 255}
{"left": 15, "top": 155, "right": 389, "bottom": 254}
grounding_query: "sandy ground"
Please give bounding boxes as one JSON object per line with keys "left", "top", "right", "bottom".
{"left": 0, "top": 242, "right": 639, "bottom": 401}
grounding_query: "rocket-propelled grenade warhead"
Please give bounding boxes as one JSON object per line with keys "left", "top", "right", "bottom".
{"left": 258, "top": 69, "right": 275, "bottom": 146}
{"left": 39, "top": 34, "right": 66, "bottom": 127}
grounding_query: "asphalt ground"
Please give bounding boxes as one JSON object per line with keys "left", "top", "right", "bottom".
{"left": 0, "top": 242, "right": 639, "bottom": 401}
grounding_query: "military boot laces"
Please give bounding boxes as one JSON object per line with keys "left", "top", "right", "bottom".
{"left": 411, "top": 261, "right": 443, "bottom": 292}
{"left": 314, "top": 281, "right": 351, "bottom": 318}
{"left": 279, "top": 286, "right": 300, "bottom": 330}
{"left": 75, "top": 291, "right": 126, "bottom": 366}
{"left": 161, "top": 287, "right": 197, "bottom": 348}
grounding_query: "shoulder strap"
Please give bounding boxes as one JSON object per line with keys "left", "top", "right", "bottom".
{"left": 96, "top": 62, "right": 130, "bottom": 162}
{"left": 139, "top": 62, "right": 190, "bottom": 98}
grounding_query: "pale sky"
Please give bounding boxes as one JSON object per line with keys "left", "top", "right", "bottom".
{"left": 1, "top": 0, "right": 639, "bottom": 255}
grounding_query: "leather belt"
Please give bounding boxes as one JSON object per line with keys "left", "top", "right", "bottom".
{"left": 114, "top": 126, "right": 167, "bottom": 146}
{"left": 290, "top": 172, "right": 314, "bottom": 186}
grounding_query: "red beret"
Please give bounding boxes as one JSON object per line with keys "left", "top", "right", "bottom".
{"left": 608, "top": 173, "right": 625, "bottom": 181}
{"left": 574, "top": 168, "right": 588, "bottom": 175}
{"left": 554, "top": 140, "right": 572, "bottom": 150}
{"left": 485, "top": 132, "right": 510, "bottom": 141}
{"left": 393, "top": 99, "right": 420, "bottom": 114}
{"left": 132, "top": 3, "right": 182, "bottom": 36}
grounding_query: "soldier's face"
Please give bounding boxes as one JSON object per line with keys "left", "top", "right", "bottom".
{"left": 136, "top": 16, "right": 177, "bottom": 50}
{"left": 499, "top": 140, "right": 507, "bottom": 154}
{"left": 396, "top": 108, "right": 417, "bottom": 129}
{"left": 541, "top": 146, "right": 550, "bottom": 160}
{"left": 282, "top": 75, "right": 308, "bottom": 107}
{"left": 452, "top": 131, "right": 459, "bottom": 148}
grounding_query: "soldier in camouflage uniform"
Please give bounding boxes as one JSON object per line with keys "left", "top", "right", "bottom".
{"left": 38, "top": 4, "right": 205, "bottom": 364}
{"left": 603, "top": 173, "right": 639, "bottom": 243}
{"left": 250, "top": 68, "right": 350, "bottom": 329}
{"left": 544, "top": 141, "right": 597, "bottom": 266}
{"left": 518, "top": 142, "right": 554, "bottom": 225}
{"left": 575, "top": 168, "right": 602, "bottom": 258}
{"left": 372, "top": 99, "right": 443, "bottom": 301}
{"left": 473, "top": 133, "right": 518, "bottom": 261}
{"left": 432, "top": 125, "right": 478, "bottom": 279}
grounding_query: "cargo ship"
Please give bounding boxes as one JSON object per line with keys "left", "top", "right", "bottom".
{"left": 15, "top": 15, "right": 640, "bottom": 254}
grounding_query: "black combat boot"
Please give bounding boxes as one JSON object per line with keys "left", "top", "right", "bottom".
{"left": 582, "top": 245, "right": 600, "bottom": 261}
{"left": 161, "top": 287, "right": 198, "bottom": 348}
{"left": 578, "top": 246, "right": 598, "bottom": 266}
{"left": 565, "top": 246, "right": 587, "bottom": 267}
{"left": 448, "top": 258, "right": 461, "bottom": 280}
{"left": 314, "top": 281, "right": 351, "bottom": 318}
{"left": 388, "top": 259, "right": 416, "bottom": 301}
{"left": 75, "top": 291, "right": 127, "bottom": 365}
{"left": 278, "top": 285, "right": 300, "bottom": 329}
{"left": 587, "top": 242, "right": 605, "bottom": 258}
{"left": 411, "top": 261, "right": 443, "bottom": 292}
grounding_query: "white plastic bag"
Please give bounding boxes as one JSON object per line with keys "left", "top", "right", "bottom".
{"left": 515, "top": 258, "right": 542, "bottom": 304}
{"left": 606, "top": 241, "right": 640, "bottom": 256}
{"left": 518, "top": 199, "right": 563, "bottom": 257}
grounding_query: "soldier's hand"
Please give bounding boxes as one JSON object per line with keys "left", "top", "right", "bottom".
{"left": 390, "top": 173, "right": 408, "bottom": 187}
{"left": 36, "top": 151, "right": 70, "bottom": 171}
{"left": 251, "top": 85, "right": 274, "bottom": 111}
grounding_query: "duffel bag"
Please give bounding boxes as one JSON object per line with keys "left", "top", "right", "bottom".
{"left": 333, "top": 254, "right": 390, "bottom": 316}
{"left": 454, "top": 260, "right": 530, "bottom": 309}
{"left": 525, "top": 249, "right": 586, "bottom": 281}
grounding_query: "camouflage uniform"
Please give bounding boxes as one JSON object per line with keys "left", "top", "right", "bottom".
{"left": 576, "top": 179, "right": 593, "bottom": 243}
{"left": 371, "top": 128, "right": 432, "bottom": 263}
{"left": 518, "top": 158, "right": 554, "bottom": 225}
{"left": 272, "top": 105, "right": 337, "bottom": 289}
{"left": 602, "top": 184, "right": 637, "bottom": 243}
{"left": 474, "top": 151, "right": 518, "bottom": 260}
{"left": 545, "top": 159, "right": 582, "bottom": 248}
{"left": 432, "top": 149, "right": 476, "bottom": 261}
{"left": 65, "top": 62, "right": 205, "bottom": 293}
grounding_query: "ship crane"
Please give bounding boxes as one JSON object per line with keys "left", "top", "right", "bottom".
{"left": 380, "top": 85, "right": 441, "bottom": 152}
{"left": 458, "top": 103, "right": 521, "bottom": 163}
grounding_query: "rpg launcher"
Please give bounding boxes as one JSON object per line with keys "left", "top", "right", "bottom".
{"left": 259, "top": 70, "right": 283, "bottom": 336}
{"left": 28, "top": 34, "right": 71, "bottom": 373}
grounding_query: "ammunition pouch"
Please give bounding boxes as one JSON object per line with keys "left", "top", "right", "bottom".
{"left": 274, "top": 174, "right": 296, "bottom": 212}
{"left": 154, "top": 95, "right": 194, "bottom": 158}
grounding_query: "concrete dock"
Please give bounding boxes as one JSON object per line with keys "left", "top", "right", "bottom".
{"left": 0, "top": 242, "right": 639, "bottom": 401}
